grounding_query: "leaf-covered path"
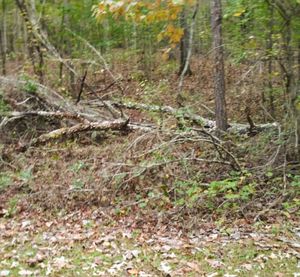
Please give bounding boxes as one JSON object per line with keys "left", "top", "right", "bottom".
{"left": 0, "top": 209, "right": 299, "bottom": 276}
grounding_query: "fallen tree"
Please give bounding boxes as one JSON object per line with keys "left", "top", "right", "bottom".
{"left": 85, "top": 100, "right": 279, "bottom": 134}
{"left": 0, "top": 74, "right": 278, "bottom": 172}
{"left": 0, "top": 75, "right": 278, "bottom": 137}
{"left": 18, "top": 118, "right": 129, "bottom": 152}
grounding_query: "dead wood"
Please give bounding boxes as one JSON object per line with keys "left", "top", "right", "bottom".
{"left": 0, "top": 111, "right": 90, "bottom": 129}
{"left": 18, "top": 118, "right": 129, "bottom": 151}
{"left": 0, "top": 75, "right": 278, "bottom": 135}
{"left": 86, "top": 100, "right": 279, "bottom": 134}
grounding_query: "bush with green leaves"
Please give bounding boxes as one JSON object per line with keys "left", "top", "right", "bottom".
{"left": 0, "top": 93, "right": 10, "bottom": 113}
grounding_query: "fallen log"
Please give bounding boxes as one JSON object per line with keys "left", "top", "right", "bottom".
{"left": 0, "top": 76, "right": 278, "bottom": 135}
{"left": 85, "top": 100, "right": 279, "bottom": 134}
{"left": 0, "top": 76, "right": 112, "bottom": 122}
{"left": 18, "top": 118, "right": 129, "bottom": 151}
{"left": 0, "top": 111, "right": 90, "bottom": 130}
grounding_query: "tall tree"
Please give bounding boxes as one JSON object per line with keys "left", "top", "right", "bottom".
{"left": 1, "top": 0, "right": 7, "bottom": 75}
{"left": 211, "top": 0, "right": 228, "bottom": 131}
{"left": 179, "top": 6, "right": 192, "bottom": 76}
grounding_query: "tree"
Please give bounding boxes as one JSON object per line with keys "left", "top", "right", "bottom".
{"left": 179, "top": 5, "right": 192, "bottom": 76}
{"left": 265, "top": 0, "right": 300, "bottom": 159}
{"left": 211, "top": 0, "right": 228, "bottom": 131}
{"left": 93, "top": 0, "right": 188, "bottom": 74}
{"left": 1, "top": 0, "right": 7, "bottom": 75}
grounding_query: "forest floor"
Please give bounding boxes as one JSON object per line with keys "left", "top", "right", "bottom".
{"left": 0, "top": 56, "right": 299, "bottom": 276}
{"left": 0, "top": 206, "right": 300, "bottom": 277}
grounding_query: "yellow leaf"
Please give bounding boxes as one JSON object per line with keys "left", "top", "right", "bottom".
{"left": 157, "top": 32, "right": 164, "bottom": 42}
{"left": 233, "top": 9, "right": 246, "bottom": 17}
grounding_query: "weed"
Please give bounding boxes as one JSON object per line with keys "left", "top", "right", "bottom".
{"left": 69, "top": 161, "right": 86, "bottom": 173}
{"left": 19, "top": 168, "right": 33, "bottom": 184}
{"left": 4, "top": 197, "right": 19, "bottom": 218}
{"left": 23, "top": 80, "right": 38, "bottom": 94}
{"left": 173, "top": 180, "right": 201, "bottom": 208}
{"left": 71, "top": 179, "right": 85, "bottom": 190}
{"left": 0, "top": 93, "right": 10, "bottom": 113}
{"left": 20, "top": 74, "right": 38, "bottom": 94}
{"left": 0, "top": 173, "right": 12, "bottom": 191}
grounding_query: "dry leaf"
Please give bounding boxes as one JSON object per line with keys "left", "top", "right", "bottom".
{"left": 19, "top": 269, "right": 33, "bottom": 276}
{"left": 53, "top": 256, "right": 69, "bottom": 270}
{"left": 127, "top": 268, "right": 139, "bottom": 275}
{"left": 0, "top": 270, "right": 10, "bottom": 277}
{"left": 206, "top": 259, "right": 224, "bottom": 269}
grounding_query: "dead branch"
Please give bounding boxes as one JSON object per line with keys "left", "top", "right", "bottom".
{"left": 0, "top": 76, "right": 111, "bottom": 122}
{"left": 76, "top": 70, "right": 88, "bottom": 104}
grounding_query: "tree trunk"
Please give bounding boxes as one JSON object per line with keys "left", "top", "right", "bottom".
{"left": 15, "top": 0, "right": 44, "bottom": 82}
{"left": 267, "top": 2, "right": 275, "bottom": 118}
{"left": 59, "top": 0, "right": 67, "bottom": 84}
{"left": 179, "top": 7, "right": 192, "bottom": 76}
{"left": 211, "top": 0, "right": 228, "bottom": 131}
{"left": 1, "top": 0, "right": 7, "bottom": 75}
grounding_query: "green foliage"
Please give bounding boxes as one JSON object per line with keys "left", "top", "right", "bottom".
{"left": 290, "top": 175, "right": 300, "bottom": 187}
{"left": 0, "top": 173, "right": 12, "bottom": 192}
{"left": 22, "top": 78, "right": 38, "bottom": 94}
{"left": 19, "top": 168, "right": 33, "bottom": 183}
{"left": 69, "top": 161, "right": 86, "bottom": 173}
{"left": 205, "top": 172, "right": 256, "bottom": 208}
{"left": 0, "top": 93, "right": 10, "bottom": 113}
{"left": 174, "top": 180, "right": 201, "bottom": 207}
{"left": 4, "top": 197, "right": 19, "bottom": 218}
{"left": 72, "top": 179, "right": 85, "bottom": 190}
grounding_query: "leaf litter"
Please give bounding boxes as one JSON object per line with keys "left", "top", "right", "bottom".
{"left": 0, "top": 208, "right": 300, "bottom": 276}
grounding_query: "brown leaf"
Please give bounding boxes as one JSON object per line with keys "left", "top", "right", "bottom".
{"left": 27, "top": 254, "right": 45, "bottom": 267}
{"left": 186, "top": 261, "right": 202, "bottom": 273}
{"left": 206, "top": 259, "right": 224, "bottom": 269}
{"left": 94, "top": 257, "right": 102, "bottom": 265}
{"left": 127, "top": 268, "right": 139, "bottom": 276}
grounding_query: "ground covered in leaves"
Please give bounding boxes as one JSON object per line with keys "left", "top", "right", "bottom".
{"left": 0, "top": 55, "right": 299, "bottom": 276}
{"left": 0, "top": 132, "right": 299, "bottom": 276}
{"left": 0, "top": 208, "right": 300, "bottom": 277}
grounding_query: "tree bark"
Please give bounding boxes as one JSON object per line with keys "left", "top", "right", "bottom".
{"left": 1, "top": 0, "right": 7, "bottom": 75}
{"left": 211, "top": 0, "right": 228, "bottom": 131}
{"left": 15, "top": 0, "right": 44, "bottom": 83}
{"left": 267, "top": 2, "right": 275, "bottom": 118}
{"left": 179, "top": 6, "right": 192, "bottom": 76}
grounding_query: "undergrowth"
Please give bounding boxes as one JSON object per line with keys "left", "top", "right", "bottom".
{"left": 1, "top": 126, "right": 299, "bottom": 227}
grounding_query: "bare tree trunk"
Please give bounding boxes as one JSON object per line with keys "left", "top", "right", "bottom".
{"left": 178, "top": 0, "right": 199, "bottom": 94}
{"left": 211, "top": 0, "right": 228, "bottom": 131}
{"left": 179, "top": 6, "right": 192, "bottom": 76}
{"left": 59, "top": 0, "right": 67, "bottom": 84}
{"left": 15, "top": 0, "right": 44, "bottom": 82}
{"left": 63, "top": 0, "right": 75, "bottom": 93}
{"left": 267, "top": 2, "right": 275, "bottom": 118}
{"left": 29, "top": 0, "right": 44, "bottom": 84}
{"left": 1, "top": 0, "right": 7, "bottom": 75}
{"left": 298, "top": 41, "right": 300, "bottom": 82}
{"left": 0, "top": 28, "right": 5, "bottom": 75}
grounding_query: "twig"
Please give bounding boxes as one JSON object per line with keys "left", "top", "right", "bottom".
{"left": 254, "top": 193, "right": 289, "bottom": 222}
{"left": 66, "top": 28, "right": 124, "bottom": 93}
{"left": 76, "top": 70, "right": 88, "bottom": 104}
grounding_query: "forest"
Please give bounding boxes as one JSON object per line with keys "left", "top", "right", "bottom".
{"left": 0, "top": 0, "right": 300, "bottom": 276}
